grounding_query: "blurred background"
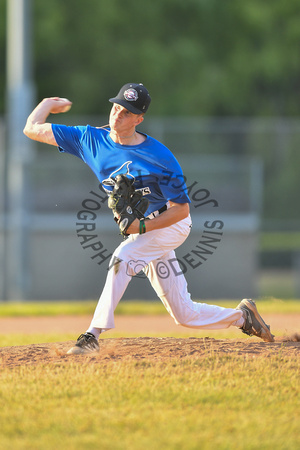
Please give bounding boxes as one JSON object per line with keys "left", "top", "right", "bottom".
{"left": 0, "top": 0, "right": 300, "bottom": 301}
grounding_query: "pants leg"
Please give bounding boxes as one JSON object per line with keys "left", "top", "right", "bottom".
{"left": 145, "top": 252, "right": 243, "bottom": 330}
{"left": 89, "top": 217, "right": 191, "bottom": 330}
{"left": 89, "top": 215, "right": 242, "bottom": 331}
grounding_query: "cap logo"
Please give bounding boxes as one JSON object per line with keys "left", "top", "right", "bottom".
{"left": 124, "top": 88, "right": 138, "bottom": 102}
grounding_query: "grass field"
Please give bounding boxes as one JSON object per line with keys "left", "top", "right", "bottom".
{"left": 260, "top": 231, "right": 300, "bottom": 250}
{"left": 0, "top": 299, "right": 299, "bottom": 450}
{"left": 1, "top": 298, "right": 300, "bottom": 317}
{"left": 0, "top": 355, "right": 299, "bottom": 449}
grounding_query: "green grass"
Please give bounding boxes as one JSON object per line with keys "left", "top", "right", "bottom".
{"left": 0, "top": 298, "right": 300, "bottom": 318}
{"left": 0, "top": 300, "right": 165, "bottom": 317}
{"left": 0, "top": 300, "right": 299, "bottom": 449}
{"left": 260, "top": 231, "right": 300, "bottom": 250}
{"left": 0, "top": 301, "right": 98, "bottom": 317}
{"left": 0, "top": 357, "right": 299, "bottom": 450}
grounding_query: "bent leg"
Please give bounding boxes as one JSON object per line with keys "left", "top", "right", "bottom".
{"left": 89, "top": 218, "right": 191, "bottom": 331}
{"left": 145, "top": 251, "right": 243, "bottom": 329}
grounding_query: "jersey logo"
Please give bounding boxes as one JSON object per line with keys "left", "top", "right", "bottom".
{"left": 102, "top": 161, "right": 134, "bottom": 186}
{"left": 102, "top": 161, "right": 151, "bottom": 196}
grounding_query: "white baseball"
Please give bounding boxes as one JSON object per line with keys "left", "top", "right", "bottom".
{"left": 60, "top": 98, "right": 72, "bottom": 112}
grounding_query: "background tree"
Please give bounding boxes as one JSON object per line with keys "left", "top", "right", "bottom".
{"left": 2, "top": 0, "right": 298, "bottom": 116}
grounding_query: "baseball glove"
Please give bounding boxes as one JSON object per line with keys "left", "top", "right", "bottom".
{"left": 108, "top": 174, "right": 149, "bottom": 236}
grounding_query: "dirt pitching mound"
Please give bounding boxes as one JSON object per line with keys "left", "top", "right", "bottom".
{"left": 1, "top": 335, "right": 299, "bottom": 368}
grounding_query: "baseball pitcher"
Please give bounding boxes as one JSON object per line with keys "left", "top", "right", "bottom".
{"left": 24, "top": 83, "right": 274, "bottom": 354}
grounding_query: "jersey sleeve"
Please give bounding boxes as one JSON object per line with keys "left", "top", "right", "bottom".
{"left": 157, "top": 151, "right": 191, "bottom": 204}
{"left": 52, "top": 124, "right": 87, "bottom": 160}
{"left": 159, "top": 169, "right": 190, "bottom": 204}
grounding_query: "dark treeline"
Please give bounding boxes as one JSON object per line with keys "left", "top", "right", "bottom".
{"left": 1, "top": 0, "right": 300, "bottom": 116}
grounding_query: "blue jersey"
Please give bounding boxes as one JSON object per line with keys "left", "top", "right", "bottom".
{"left": 52, "top": 124, "right": 190, "bottom": 216}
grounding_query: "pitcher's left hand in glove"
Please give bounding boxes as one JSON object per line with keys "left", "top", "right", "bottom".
{"left": 108, "top": 175, "right": 149, "bottom": 236}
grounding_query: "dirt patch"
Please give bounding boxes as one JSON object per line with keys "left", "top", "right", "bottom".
{"left": 0, "top": 336, "right": 299, "bottom": 368}
{"left": 0, "top": 314, "right": 299, "bottom": 368}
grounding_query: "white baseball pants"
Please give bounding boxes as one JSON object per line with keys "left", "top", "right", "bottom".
{"left": 89, "top": 215, "right": 243, "bottom": 332}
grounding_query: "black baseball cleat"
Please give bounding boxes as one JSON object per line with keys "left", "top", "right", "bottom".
{"left": 67, "top": 332, "right": 100, "bottom": 355}
{"left": 236, "top": 299, "right": 275, "bottom": 342}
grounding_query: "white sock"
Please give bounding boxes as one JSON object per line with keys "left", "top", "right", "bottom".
{"left": 86, "top": 327, "right": 101, "bottom": 340}
{"left": 232, "top": 316, "right": 245, "bottom": 328}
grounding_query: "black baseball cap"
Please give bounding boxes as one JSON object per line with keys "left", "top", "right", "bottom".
{"left": 109, "top": 83, "right": 151, "bottom": 114}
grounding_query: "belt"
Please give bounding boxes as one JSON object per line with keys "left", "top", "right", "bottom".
{"left": 147, "top": 204, "right": 167, "bottom": 219}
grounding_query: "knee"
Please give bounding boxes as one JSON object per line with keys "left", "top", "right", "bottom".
{"left": 172, "top": 311, "right": 191, "bottom": 326}
{"left": 165, "top": 296, "right": 201, "bottom": 327}
{"left": 160, "top": 295, "right": 192, "bottom": 326}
